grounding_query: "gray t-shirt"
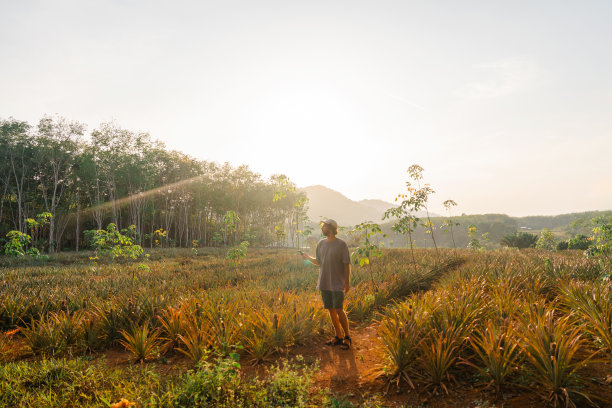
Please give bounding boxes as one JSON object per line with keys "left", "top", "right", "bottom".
{"left": 316, "top": 238, "right": 350, "bottom": 291}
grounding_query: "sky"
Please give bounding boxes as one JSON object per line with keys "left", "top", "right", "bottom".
{"left": 1, "top": 0, "right": 611, "bottom": 217}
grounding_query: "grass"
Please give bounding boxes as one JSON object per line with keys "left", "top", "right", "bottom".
{"left": 0, "top": 247, "right": 610, "bottom": 406}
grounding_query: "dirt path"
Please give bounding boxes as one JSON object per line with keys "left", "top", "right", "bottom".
{"left": 289, "top": 322, "right": 612, "bottom": 408}
{"left": 289, "top": 323, "right": 425, "bottom": 407}
{"left": 303, "top": 324, "right": 385, "bottom": 394}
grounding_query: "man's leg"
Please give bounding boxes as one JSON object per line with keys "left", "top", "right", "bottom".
{"left": 327, "top": 308, "right": 343, "bottom": 338}
{"left": 335, "top": 308, "right": 350, "bottom": 338}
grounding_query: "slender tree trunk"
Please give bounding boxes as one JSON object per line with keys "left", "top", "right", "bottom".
{"left": 55, "top": 213, "right": 70, "bottom": 252}
{"left": 75, "top": 201, "right": 80, "bottom": 251}
{"left": 449, "top": 220, "right": 457, "bottom": 257}
{"left": 0, "top": 181, "right": 8, "bottom": 231}
{"left": 425, "top": 210, "right": 438, "bottom": 254}
{"left": 407, "top": 229, "right": 417, "bottom": 275}
{"left": 10, "top": 155, "right": 25, "bottom": 233}
{"left": 204, "top": 210, "right": 208, "bottom": 246}
{"left": 93, "top": 168, "right": 103, "bottom": 229}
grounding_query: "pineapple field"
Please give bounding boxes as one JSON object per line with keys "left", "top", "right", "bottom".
{"left": 0, "top": 248, "right": 611, "bottom": 407}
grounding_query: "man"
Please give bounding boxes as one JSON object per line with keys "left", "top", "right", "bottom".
{"left": 301, "top": 219, "right": 352, "bottom": 349}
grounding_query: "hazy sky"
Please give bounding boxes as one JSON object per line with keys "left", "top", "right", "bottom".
{"left": 2, "top": 0, "right": 611, "bottom": 216}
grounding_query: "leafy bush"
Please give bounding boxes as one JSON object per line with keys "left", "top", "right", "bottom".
{"left": 266, "top": 356, "right": 315, "bottom": 407}
{"left": 84, "top": 223, "right": 145, "bottom": 261}
{"left": 173, "top": 353, "right": 253, "bottom": 407}
{"left": 172, "top": 353, "right": 314, "bottom": 407}
{"left": 568, "top": 234, "right": 590, "bottom": 250}
{"left": 535, "top": 228, "right": 556, "bottom": 250}
{"left": 556, "top": 240, "right": 569, "bottom": 251}
{"left": 226, "top": 240, "right": 249, "bottom": 266}
{"left": 586, "top": 216, "right": 612, "bottom": 261}
{"left": 4, "top": 231, "right": 31, "bottom": 257}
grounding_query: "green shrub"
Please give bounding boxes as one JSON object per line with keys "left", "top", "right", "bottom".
{"left": 226, "top": 241, "right": 250, "bottom": 266}
{"left": 0, "top": 357, "right": 173, "bottom": 407}
{"left": 173, "top": 353, "right": 251, "bottom": 407}
{"left": 568, "top": 234, "right": 590, "bottom": 250}
{"left": 323, "top": 394, "right": 355, "bottom": 408}
{"left": 4, "top": 230, "right": 30, "bottom": 257}
{"left": 535, "top": 229, "right": 556, "bottom": 250}
{"left": 500, "top": 232, "right": 538, "bottom": 249}
{"left": 586, "top": 216, "right": 612, "bottom": 261}
{"left": 84, "top": 223, "right": 145, "bottom": 261}
{"left": 266, "top": 356, "right": 315, "bottom": 407}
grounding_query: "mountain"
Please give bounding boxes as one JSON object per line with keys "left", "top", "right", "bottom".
{"left": 358, "top": 199, "right": 397, "bottom": 215}
{"left": 300, "top": 185, "right": 398, "bottom": 227}
{"left": 300, "top": 186, "right": 611, "bottom": 248}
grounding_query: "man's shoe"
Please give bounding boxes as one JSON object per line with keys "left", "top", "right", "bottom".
{"left": 325, "top": 336, "right": 343, "bottom": 346}
{"left": 340, "top": 336, "right": 352, "bottom": 350}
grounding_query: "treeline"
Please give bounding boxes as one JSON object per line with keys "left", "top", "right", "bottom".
{"left": 0, "top": 116, "right": 308, "bottom": 253}
{"left": 377, "top": 214, "right": 517, "bottom": 249}
{"left": 515, "top": 211, "right": 612, "bottom": 235}
{"left": 378, "top": 211, "right": 612, "bottom": 249}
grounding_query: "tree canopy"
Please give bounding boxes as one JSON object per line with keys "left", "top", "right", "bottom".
{"left": 0, "top": 116, "right": 308, "bottom": 253}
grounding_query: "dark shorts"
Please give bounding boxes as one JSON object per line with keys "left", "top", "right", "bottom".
{"left": 320, "top": 290, "right": 344, "bottom": 310}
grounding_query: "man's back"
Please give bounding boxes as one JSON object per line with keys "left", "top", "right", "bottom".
{"left": 316, "top": 238, "right": 350, "bottom": 291}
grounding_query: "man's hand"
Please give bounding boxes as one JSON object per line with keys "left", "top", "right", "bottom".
{"left": 300, "top": 251, "right": 319, "bottom": 266}
{"left": 343, "top": 263, "right": 351, "bottom": 294}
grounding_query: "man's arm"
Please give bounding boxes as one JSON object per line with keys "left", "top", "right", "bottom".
{"left": 300, "top": 251, "right": 320, "bottom": 266}
{"left": 343, "top": 262, "right": 351, "bottom": 293}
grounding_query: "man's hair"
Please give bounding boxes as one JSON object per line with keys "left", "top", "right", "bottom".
{"left": 329, "top": 225, "right": 338, "bottom": 236}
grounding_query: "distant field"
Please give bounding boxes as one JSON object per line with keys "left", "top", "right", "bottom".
{"left": 0, "top": 248, "right": 610, "bottom": 407}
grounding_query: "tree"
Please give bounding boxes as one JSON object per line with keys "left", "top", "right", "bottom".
{"left": 500, "top": 232, "right": 538, "bottom": 249}
{"left": 535, "top": 229, "right": 556, "bottom": 250}
{"left": 0, "top": 116, "right": 312, "bottom": 253}
{"left": 442, "top": 199, "right": 459, "bottom": 255}
{"left": 350, "top": 221, "right": 386, "bottom": 292}
{"left": 407, "top": 165, "right": 439, "bottom": 257}
{"left": 586, "top": 216, "right": 612, "bottom": 262}
{"left": 292, "top": 196, "right": 309, "bottom": 249}
{"left": 467, "top": 224, "right": 482, "bottom": 250}
{"left": 0, "top": 119, "right": 34, "bottom": 233}
{"left": 223, "top": 210, "right": 240, "bottom": 247}
{"left": 384, "top": 193, "right": 419, "bottom": 274}
{"left": 226, "top": 241, "right": 249, "bottom": 266}
{"left": 83, "top": 223, "right": 144, "bottom": 261}
{"left": 35, "top": 116, "right": 85, "bottom": 253}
